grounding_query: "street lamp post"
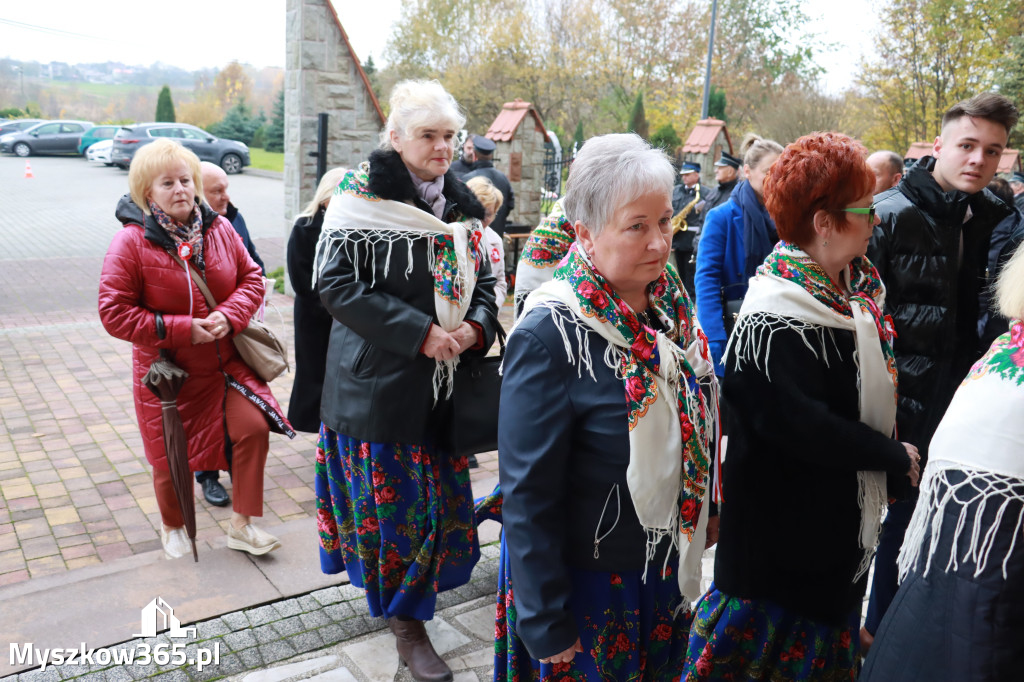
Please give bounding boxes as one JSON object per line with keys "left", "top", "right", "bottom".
{"left": 700, "top": 0, "right": 719, "bottom": 120}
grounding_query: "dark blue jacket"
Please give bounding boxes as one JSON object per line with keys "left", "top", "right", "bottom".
{"left": 224, "top": 203, "right": 264, "bottom": 275}
{"left": 695, "top": 197, "right": 745, "bottom": 375}
{"left": 498, "top": 305, "right": 670, "bottom": 660}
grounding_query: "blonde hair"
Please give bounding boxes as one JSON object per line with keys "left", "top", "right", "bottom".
{"left": 997, "top": 241, "right": 1024, "bottom": 320}
{"left": 128, "top": 138, "right": 203, "bottom": 214}
{"left": 740, "top": 132, "right": 783, "bottom": 170}
{"left": 298, "top": 167, "right": 348, "bottom": 219}
{"left": 465, "top": 176, "right": 504, "bottom": 214}
{"left": 380, "top": 79, "right": 466, "bottom": 150}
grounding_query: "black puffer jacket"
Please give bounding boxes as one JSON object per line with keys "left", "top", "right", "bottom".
{"left": 318, "top": 149, "right": 498, "bottom": 444}
{"left": 868, "top": 157, "right": 1011, "bottom": 456}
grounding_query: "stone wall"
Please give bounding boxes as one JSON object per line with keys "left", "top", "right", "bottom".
{"left": 494, "top": 124, "right": 547, "bottom": 230}
{"left": 283, "top": 0, "right": 383, "bottom": 292}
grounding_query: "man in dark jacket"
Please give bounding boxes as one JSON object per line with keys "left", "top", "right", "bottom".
{"left": 862, "top": 91, "right": 1018, "bottom": 650}
{"left": 671, "top": 162, "right": 707, "bottom": 295}
{"left": 464, "top": 135, "right": 514, "bottom": 236}
{"left": 449, "top": 135, "right": 476, "bottom": 178}
{"left": 700, "top": 150, "right": 740, "bottom": 222}
{"left": 1010, "top": 171, "right": 1024, "bottom": 212}
{"left": 196, "top": 162, "right": 267, "bottom": 507}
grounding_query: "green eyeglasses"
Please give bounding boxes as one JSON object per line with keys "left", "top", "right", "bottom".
{"left": 840, "top": 205, "right": 876, "bottom": 221}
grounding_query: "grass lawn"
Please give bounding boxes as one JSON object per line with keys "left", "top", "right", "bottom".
{"left": 248, "top": 148, "right": 284, "bottom": 173}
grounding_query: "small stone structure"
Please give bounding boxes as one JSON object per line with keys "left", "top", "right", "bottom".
{"left": 284, "top": 0, "right": 384, "bottom": 292}
{"left": 483, "top": 99, "right": 549, "bottom": 229}
{"left": 681, "top": 118, "right": 733, "bottom": 188}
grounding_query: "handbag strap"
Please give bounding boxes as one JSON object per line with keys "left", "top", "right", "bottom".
{"left": 170, "top": 251, "right": 220, "bottom": 309}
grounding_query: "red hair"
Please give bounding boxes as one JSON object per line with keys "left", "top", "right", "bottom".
{"left": 763, "top": 132, "right": 874, "bottom": 246}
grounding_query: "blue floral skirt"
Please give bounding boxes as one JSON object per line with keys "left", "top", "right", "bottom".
{"left": 493, "top": 529, "right": 691, "bottom": 681}
{"left": 681, "top": 584, "right": 859, "bottom": 681}
{"left": 315, "top": 426, "right": 479, "bottom": 620}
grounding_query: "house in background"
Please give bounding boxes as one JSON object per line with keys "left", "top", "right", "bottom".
{"left": 483, "top": 99, "right": 549, "bottom": 229}
{"left": 681, "top": 118, "right": 733, "bottom": 188}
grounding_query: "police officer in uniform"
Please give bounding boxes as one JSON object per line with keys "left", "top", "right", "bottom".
{"left": 670, "top": 162, "right": 707, "bottom": 295}
{"left": 464, "top": 135, "right": 515, "bottom": 236}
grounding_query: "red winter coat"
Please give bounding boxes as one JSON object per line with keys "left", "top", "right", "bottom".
{"left": 98, "top": 196, "right": 292, "bottom": 471}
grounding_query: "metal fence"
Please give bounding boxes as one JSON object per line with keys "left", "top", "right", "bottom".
{"left": 540, "top": 145, "right": 575, "bottom": 216}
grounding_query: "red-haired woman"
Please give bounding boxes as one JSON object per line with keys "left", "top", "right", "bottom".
{"left": 681, "top": 132, "right": 921, "bottom": 681}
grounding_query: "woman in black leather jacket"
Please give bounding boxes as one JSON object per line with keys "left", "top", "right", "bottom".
{"left": 495, "top": 134, "right": 718, "bottom": 681}
{"left": 312, "top": 80, "right": 497, "bottom": 682}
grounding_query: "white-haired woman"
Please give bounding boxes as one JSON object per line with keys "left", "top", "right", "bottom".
{"left": 495, "top": 133, "right": 719, "bottom": 680}
{"left": 313, "top": 80, "right": 498, "bottom": 682}
{"left": 861, "top": 243, "right": 1024, "bottom": 680}
{"left": 286, "top": 167, "right": 348, "bottom": 432}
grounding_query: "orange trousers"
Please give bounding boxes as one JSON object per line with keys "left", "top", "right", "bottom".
{"left": 153, "top": 388, "right": 270, "bottom": 527}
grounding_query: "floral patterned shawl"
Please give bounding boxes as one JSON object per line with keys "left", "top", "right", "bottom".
{"left": 314, "top": 163, "right": 484, "bottom": 398}
{"left": 726, "top": 240, "right": 898, "bottom": 581}
{"left": 520, "top": 243, "right": 718, "bottom": 602}
{"left": 899, "top": 320, "right": 1024, "bottom": 581}
{"left": 512, "top": 201, "right": 576, "bottom": 317}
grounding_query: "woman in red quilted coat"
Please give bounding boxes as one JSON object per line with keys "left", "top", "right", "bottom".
{"left": 98, "top": 139, "right": 294, "bottom": 560}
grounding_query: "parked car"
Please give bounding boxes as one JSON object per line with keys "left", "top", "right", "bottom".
{"left": 78, "top": 125, "right": 121, "bottom": 155}
{"left": 0, "top": 119, "right": 46, "bottom": 136}
{"left": 111, "top": 123, "right": 250, "bottom": 174}
{"left": 86, "top": 139, "right": 114, "bottom": 165}
{"left": 0, "top": 120, "right": 94, "bottom": 157}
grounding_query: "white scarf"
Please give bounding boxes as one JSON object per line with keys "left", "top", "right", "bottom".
{"left": 726, "top": 265, "right": 896, "bottom": 582}
{"left": 314, "top": 174, "right": 482, "bottom": 398}
{"left": 520, "top": 275, "right": 717, "bottom": 603}
{"left": 899, "top": 326, "right": 1024, "bottom": 581}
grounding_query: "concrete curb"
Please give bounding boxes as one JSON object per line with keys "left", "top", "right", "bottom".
{"left": 3, "top": 548, "right": 501, "bottom": 682}
{"left": 243, "top": 169, "right": 283, "bottom": 180}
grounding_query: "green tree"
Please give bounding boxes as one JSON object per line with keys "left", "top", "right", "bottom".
{"left": 573, "top": 121, "right": 585, "bottom": 151}
{"left": 855, "top": 0, "right": 1023, "bottom": 151}
{"left": 362, "top": 55, "right": 380, "bottom": 97}
{"left": 628, "top": 91, "right": 649, "bottom": 139}
{"left": 155, "top": 85, "right": 176, "bottom": 122}
{"left": 208, "top": 99, "right": 265, "bottom": 145}
{"left": 264, "top": 89, "right": 285, "bottom": 153}
{"left": 995, "top": 36, "right": 1024, "bottom": 149}
{"left": 650, "top": 123, "right": 681, "bottom": 151}
{"left": 708, "top": 85, "right": 727, "bottom": 121}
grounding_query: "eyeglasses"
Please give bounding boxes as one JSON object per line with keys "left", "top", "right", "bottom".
{"left": 840, "top": 205, "right": 876, "bottom": 221}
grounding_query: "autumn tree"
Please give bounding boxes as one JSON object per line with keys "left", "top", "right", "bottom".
{"left": 995, "top": 37, "right": 1024, "bottom": 149}
{"left": 854, "top": 0, "right": 1024, "bottom": 152}
{"left": 214, "top": 61, "right": 253, "bottom": 111}
{"left": 155, "top": 85, "right": 175, "bottom": 122}
{"left": 751, "top": 83, "right": 846, "bottom": 144}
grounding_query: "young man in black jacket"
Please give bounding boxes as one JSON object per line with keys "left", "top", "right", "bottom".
{"left": 862, "top": 91, "right": 1018, "bottom": 651}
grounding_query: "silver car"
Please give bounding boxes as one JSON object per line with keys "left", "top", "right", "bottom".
{"left": 0, "top": 120, "right": 94, "bottom": 157}
{"left": 111, "top": 123, "right": 251, "bottom": 174}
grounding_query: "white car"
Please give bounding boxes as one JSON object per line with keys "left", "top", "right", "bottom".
{"left": 86, "top": 139, "right": 114, "bottom": 165}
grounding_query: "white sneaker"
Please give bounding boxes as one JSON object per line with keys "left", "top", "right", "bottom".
{"left": 161, "top": 526, "right": 191, "bottom": 560}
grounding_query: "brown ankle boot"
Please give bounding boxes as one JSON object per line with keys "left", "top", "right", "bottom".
{"left": 387, "top": 617, "right": 453, "bottom": 682}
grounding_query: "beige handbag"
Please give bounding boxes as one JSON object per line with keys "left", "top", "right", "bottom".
{"left": 173, "top": 254, "right": 290, "bottom": 382}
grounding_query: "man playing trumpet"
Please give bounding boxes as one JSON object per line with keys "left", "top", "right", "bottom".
{"left": 671, "top": 162, "right": 708, "bottom": 295}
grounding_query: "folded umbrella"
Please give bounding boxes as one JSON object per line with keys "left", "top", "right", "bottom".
{"left": 142, "top": 348, "right": 198, "bottom": 562}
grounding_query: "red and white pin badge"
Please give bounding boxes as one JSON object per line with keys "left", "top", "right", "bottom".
{"left": 177, "top": 242, "right": 192, "bottom": 259}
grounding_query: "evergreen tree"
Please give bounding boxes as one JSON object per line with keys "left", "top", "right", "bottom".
{"left": 628, "top": 91, "right": 648, "bottom": 140}
{"left": 362, "top": 55, "right": 380, "bottom": 96}
{"left": 573, "top": 121, "right": 585, "bottom": 152}
{"left": 155, "top": 85, "right": 176, "bottom": 122}
{"left": 264, "top": 89, "right": 285, "bottom": 153}
{"left": 708, "top": 86, "right": 727, "bottom": 122}
{"left": 208, "top": 99, "right": 264, "bottom": 145}
{"left": 650, "top": 124, "right": 681, "bottom": 152}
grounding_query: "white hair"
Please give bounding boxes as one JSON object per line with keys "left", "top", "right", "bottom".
{"left": 997, "top": 240, "right": 1024, "bottom": 320}
{"left": 561, "top": 133, "right": 675, "bottom": 235}
{"left": 380, "top": 80, "right": 466, "bottom": 150}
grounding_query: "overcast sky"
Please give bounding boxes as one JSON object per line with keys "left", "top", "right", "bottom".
{"left": 0, "top": 0, "right": 873, "bottom": 92}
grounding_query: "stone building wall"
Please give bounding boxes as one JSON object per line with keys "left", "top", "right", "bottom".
{"left": 283, "top": 0, "right": 383, "bottom": 292}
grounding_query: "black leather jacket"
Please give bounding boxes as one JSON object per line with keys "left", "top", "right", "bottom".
{"left": 318, "top": 149, "right": 498, "bottom": 444}
{"left": 868, "top": 157, "right": 1010, "bottom": 455}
